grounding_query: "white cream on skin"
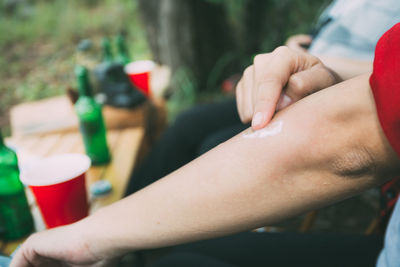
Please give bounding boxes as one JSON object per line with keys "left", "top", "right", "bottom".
{"left": 243, "top": 120, "right": 283, "bottom": 139}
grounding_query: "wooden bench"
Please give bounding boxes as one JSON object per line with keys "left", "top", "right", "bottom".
{"left": 0, "top": 94, "right": 168, "bottom": 256}
{"left": 1, "top": 127, "right": 144, "bottom": 255}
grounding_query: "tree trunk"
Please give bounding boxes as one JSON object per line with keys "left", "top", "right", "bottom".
{"left": 137, "top": 0, "right": 235, "bottom": 92}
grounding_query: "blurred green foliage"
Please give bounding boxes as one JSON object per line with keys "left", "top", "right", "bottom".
{"left": 166, "top": 0, "right": 329, "bottom": 118}
{"left": 0, "top": 0, "right": 149, "bottom": 130}
{"left": 223, "top": 0, "right": 330, "bottom": 63}
{"left": 0, "top": 0, "right": 329, "bottom": 130}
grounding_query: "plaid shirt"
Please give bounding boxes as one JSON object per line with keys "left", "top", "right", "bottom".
{"left": 309, "top": 0, "right": 400, "bottom": 61}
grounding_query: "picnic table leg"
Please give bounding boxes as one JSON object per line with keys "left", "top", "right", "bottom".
{"left": 299, "top": 210, "right": 319, "bottom": 232}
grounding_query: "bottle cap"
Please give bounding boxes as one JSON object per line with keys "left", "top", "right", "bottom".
{"left": 90, "top": 180, "right": 112, "bottom": 197}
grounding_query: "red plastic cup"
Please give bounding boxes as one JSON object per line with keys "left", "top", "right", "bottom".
{"left": 20, "top": 154, "right": 91, "bottom": 229}
{"left": 124, "top": 60, "right": 155, "bottom": 97}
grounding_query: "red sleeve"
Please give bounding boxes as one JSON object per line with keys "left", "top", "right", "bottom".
{"left": 370, "top": 22, "right": 400, "bottom": 159}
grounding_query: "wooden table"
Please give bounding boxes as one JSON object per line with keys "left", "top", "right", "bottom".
{"left": 1, "top": 127, "right": 144, "bottom": 255}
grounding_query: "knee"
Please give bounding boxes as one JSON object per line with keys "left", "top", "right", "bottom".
{"left": 172, "top": 104, "right": 211, "bottom": 129}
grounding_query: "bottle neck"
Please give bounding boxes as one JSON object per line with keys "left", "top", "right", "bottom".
{"left": 116, "top": 37, "right": 129, "bottom": 58}
{"left": 102, "top": 39, "right": 113, "bottom": 63}
{"left": 117, "top": 42, "right": 126, "bottom": 54}
{"left": 76, "top": 67, "right": 93, "bottom": 97}
{"left": 0, "top": 130, "right": 4, "bottom": 147}
{"left": 103, "top": 48, "right": 113, "bottom": 63}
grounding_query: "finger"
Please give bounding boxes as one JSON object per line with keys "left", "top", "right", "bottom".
{"left": 252, "top": 47, "right": 298, "bottom": 129}
{"left": 236, "top": 66, "right": 255, "bottom": 123}
{"left": 235, "top": 79, "right": 245, "bottom": 122}
{"left": 242, "top": 65, "right": 255, "bottom": 123}
{"left": 10, "top": 246, "right": 57, "bottom": 267}
{"left": 293, "top": 34, "right": 312, "bottom": 45}
{"left": 285, "top": 64, "right": 337, "bottom": 101}
{"left": 9, "top": 249, "right": 29, "bottom": 267}
{"left": 251, "top": 78, "right": 283, "bottom": 130}
{"left": 285, "top": 35, "right": 312, "bottom": 52}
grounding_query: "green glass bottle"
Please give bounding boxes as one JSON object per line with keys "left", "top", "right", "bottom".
{"left": 74, "top": 65, "right": 111, "bottom": 165}
{"left": 101, "top": 37, "right": 114, "bottom": 64}
{"left": 115, "top": 35, "right": 130, "bottom": 65}
{"left": 0, "top": 130, "right": 34, "bottom": 240}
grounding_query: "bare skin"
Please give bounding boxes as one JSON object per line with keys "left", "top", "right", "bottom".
{"left": 284, "top": 34, "right": 372, "bottom": 80}
{"left": 317, "top": 55, "right": 372, "bottom": 81}
{"left": 285, "top": 34, "right": 312, "bottom": 52}
{"left": 236, "top": 45, "right": 373, "bottom": 131}
{"left": 236, "top": 46, "right": 340, "bottom": 130}
{"left": 10, "top": 73, "right": 400, "bottom": 267}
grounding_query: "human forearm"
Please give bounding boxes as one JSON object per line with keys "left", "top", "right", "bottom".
{"left": 11, "top": 75, "right": 399, "bottom": 267}
{"left": 83, "top": 74, "right": 399, "bottom": 257}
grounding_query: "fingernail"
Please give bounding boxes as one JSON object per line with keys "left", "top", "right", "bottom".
{"left": 276, "top": 94, "right": 293, "bottom": 110}
{"left": 252, "top": 112, "right": 264, "bottom": 128}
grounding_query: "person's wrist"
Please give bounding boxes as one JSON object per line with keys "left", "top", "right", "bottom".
{"left": 67, "top": 219, "right": 103, "bottom": 261}
{"left": 78, "top": 208, "right": 133, "bottom": 259}
{"left": 74, "top": 215, "right": 122, "bottom": 261}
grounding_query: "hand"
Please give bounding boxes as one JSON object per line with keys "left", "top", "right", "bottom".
{"left": 236, "top": 46, "right": 340, "bottom": 130}
{"left": 10, "top": 222, "right": 120, "bottom": 267}
{"left": 285, "top": 34, "right": 312, "bottom": 52}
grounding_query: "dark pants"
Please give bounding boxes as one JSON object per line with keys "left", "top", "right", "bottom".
{"left": 125, "top": 98, "right": 247, "bottom": 195}
{"left": 150, "top": 232, "right": 383, "bottom": 267}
